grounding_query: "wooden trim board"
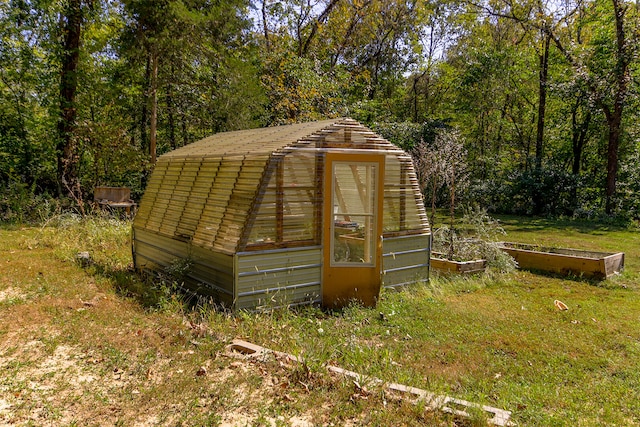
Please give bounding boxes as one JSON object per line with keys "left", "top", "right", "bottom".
{"left": 431, "top": 252, "right": 487, "bottom": 274}
{"left": 227, "top": 339, "right": 513, "bottom": 426}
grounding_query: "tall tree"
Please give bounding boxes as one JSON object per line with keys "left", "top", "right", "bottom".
{"left": 600, "top": 0, "right": 634, "bottom": 213}
{"left": 0, "top": 1, "right": 52, "bottom": 188}
{"left": 120, "top": 0, "right": 170, "bottom": 164}
{"left": 532, "top": 28, "right": 551, "bottom": 214}
{"left": 406, "top": 0, "right": 458, "bottom": 122}
{"left": 444, "top": 9, "right": 538, "bottom": 181}
{"left": 258, "top": 0, "right": 421, "bottom": 122}
{"left": 547, "top": 0, "right": 637, "bottom": 213}
{"left": 477, "top": 0, "right": 639, "bottom": 213}
{"left": 57, "top": 0, "right": 84, "bottom": 207}
{"left": 120, "top": 0, "right": 260, "bottom": 160}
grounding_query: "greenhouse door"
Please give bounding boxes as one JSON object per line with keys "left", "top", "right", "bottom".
{"left": 322, "top": 153, "right": 385, "bottom": 308}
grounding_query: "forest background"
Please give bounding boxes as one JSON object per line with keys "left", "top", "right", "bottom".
{"left": 1, "top": 0, "right": 639, "bottom": 223}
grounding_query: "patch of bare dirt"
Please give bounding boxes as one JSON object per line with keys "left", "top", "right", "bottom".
{"left": 0, "top": 287, "right": 26, "bottom": 303}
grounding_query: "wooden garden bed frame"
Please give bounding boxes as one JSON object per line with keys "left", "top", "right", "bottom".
{"left": 498, "top": 242, "right": 624, "bottom": 279}
{"left": 430, "top": 252, "right": 487, "bottom": 274}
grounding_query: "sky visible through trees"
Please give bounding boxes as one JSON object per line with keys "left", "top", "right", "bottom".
{"left": 1, "top": 0, "right": 639, "bottom": 221}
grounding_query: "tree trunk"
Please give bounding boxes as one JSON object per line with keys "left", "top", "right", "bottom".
{"left": 532, "top": 31, "right": 550, "bottom": 215}
{"left": 56, "top": 0, "right": 83, "bottom": 210}
{"left": 149, "top": 47, "right": 158, "bottom": 165}
{"left": 300, "top": 0, "right": 340, "bottom": 57}
{"left": 181, "top": 111, "right": 188, "bottom": 147}
{"left": 604, "top": 106, "right": 623, "bottom": 213}
{"left": 262, "top": 0, "right": 270, "bottom": 50}
{"left": 140, "top": 54, "right": 150, "bottom": 152}
{"left": 412, "top": 75, "right": 418, "bottom": 122}
{"left": 535, "top": 32, "right": 550, "bottom": 171}
{"left": 167, "top": 65, "right": 176, "bottom": 149}
{"left": 604, "top": 0, "right": 629, "bottom": 214}
{"left": 571, "top": 105, "right": 590, "bottom": 176}
{"left": 569, "top": 101, "right": 591, "bottom": 213}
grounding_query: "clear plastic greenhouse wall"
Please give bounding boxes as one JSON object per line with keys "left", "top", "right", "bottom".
{"left": 132, "top": 118, "right": 431, "bottom": 310}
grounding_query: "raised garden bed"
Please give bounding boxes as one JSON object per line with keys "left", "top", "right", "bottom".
{"left": 498, "top": 242, "right": 624, "bottom": 279}
{"left": 430, "top": 252, "right": 487, "bottom": 274}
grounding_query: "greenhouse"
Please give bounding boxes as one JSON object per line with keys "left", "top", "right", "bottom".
{"left": 132, "top": 118, "right": 431, "bottom": 310}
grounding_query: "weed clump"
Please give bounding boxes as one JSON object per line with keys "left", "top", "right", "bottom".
{"left": 432, "top": 206, "right": 517, "bottom": 272}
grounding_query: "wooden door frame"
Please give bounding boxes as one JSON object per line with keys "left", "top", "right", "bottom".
{"left": 322, "top": 152, "right": 385, "bottom": 308}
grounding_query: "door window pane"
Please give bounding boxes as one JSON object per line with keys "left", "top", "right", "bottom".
{"left": 331, "top": 162, "right": 378, "bottom": 265}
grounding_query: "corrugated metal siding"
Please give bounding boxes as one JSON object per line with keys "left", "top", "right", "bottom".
{"left": 235, "top": 247, "right": 322, "bottom": 310}
{"left": 382, "top": 233, "right": 431, "bottom": 289}
{"left": 133, "top": 228, "right": 234, "bottom": 305}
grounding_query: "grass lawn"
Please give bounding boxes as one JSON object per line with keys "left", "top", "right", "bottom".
{"left": 0, "top": 214, "right": 638, "bottom": 426}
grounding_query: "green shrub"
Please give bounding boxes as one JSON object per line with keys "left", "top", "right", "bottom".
{"left": 0, "top": 180, "right": 60, "bottom": 224}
